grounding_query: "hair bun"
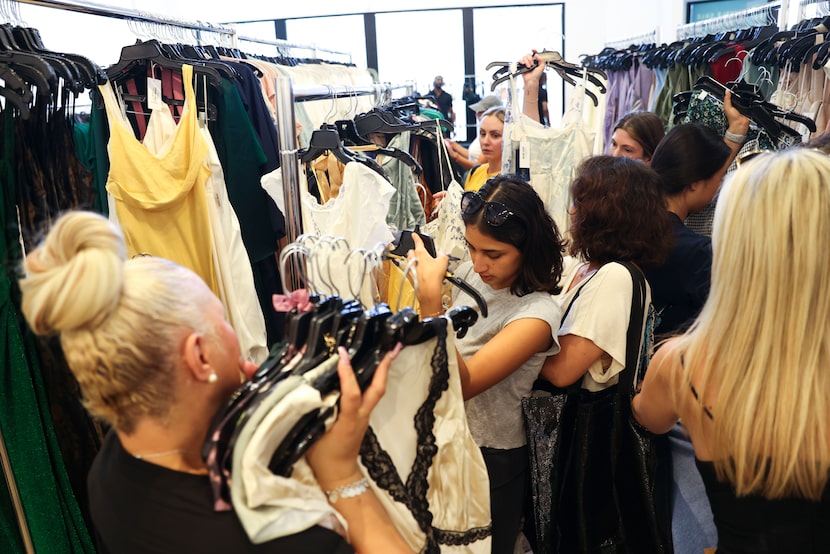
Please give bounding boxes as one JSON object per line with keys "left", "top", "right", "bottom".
{"left": 20, "top": 211, "right": 127, "bottom": 335}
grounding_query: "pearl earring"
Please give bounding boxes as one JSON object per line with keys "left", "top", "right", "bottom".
{"left": 208, "top": 372, "right": 218, "bottom": 384}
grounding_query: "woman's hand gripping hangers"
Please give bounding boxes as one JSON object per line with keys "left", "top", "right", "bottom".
{"left": 408, "top": 233, "right": 450, "bottom": 319}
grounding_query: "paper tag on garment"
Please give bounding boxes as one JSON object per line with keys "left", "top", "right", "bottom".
{"left": 147, "top": 77, "right": 165, "bottom": 110}
{"left": 519, "top": 140, "right": 530, "bottom": 169}
{"left": 697, "top": 90, "right": 708, "bottom": 101}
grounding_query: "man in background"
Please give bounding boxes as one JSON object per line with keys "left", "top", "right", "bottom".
{"left": 428, "top": 75, "right": 455, "bottom": 124}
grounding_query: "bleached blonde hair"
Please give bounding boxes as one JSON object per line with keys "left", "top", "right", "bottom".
{"left": 19, "top": 211, "right": 215, "bottom": 434}
{"left": 677, "top": 148, "right": 830, "bottom": 500}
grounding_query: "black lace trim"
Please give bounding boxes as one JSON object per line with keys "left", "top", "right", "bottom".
{"left": 434, "top": 525, "right": 493, "bottom": 546}
{"left": 360, "top": 318, "right": 490, "bottom": 550}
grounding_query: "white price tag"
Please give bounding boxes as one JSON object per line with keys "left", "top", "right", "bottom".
{"left": 697, "top": 90, "right": 708, "bottom": 101}
{"left": 147, "top": 77, "right": 165, "bottom": 110}
{"left": 519, "top": 140, "right": 531, "bottom": 169}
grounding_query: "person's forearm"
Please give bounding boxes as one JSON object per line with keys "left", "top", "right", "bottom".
{"left": 324, "top": 478, "right": 413, "bottom": 553}
{"left": 722, "top": 93, "right": 750, "bottom": 168}
{"left": 451, "top": 151, "right": 476, "bottom": 171}
{"left": 523, "top": 79, "right": 541, "bottom": 123}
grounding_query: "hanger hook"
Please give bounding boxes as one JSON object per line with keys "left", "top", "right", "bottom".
{"left": 310, "top": 236, "right": 338, "bottom": 296}
{"left": 324, "top": 84, "right": 338, "bottom": 123}
{"left": 724, "top": 54, "right": 744, "bottom": 70}
{"left": 396, "top": 256, "right": 418, "bottom": 313}
{"left": 278, "top": 242, "right": 312, "bottom": 294}
{"left": 344, "top": 247, "right": 368, "bottom": 302}
{"left": 363, "top": 250, "right": 383, "bottom": 307}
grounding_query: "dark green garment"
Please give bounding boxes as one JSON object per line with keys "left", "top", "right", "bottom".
{"left": 74, "top": 92, "right": 110, "bottom": 216}
{"left": 654, "top": 64, "right": 692, "bottom": 127}
{"left": 207, "top": 78, "right": 274, "bottom": 263}
{"left": 0, "top": 108, "right": 96, "bottom": 553}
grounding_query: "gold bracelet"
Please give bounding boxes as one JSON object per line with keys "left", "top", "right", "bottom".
{"left": 323, "top": 476, "right": 369, "bottom": 503}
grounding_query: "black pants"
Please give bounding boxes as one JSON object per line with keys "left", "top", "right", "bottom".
{"left": 481, "top": 445, "right": 529, "bottom": 554}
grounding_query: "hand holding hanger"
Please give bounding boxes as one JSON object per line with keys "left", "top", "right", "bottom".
{"left": 305, "top": 343, "right": 402, "bottom": 490}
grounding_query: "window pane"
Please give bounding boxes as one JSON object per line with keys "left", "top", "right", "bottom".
{"left": 286, "top": 15, "right": 366, "bottom": 66}
{"left": 376, "top": 10, "right": 466, "bottom": 139}
{"left": 688, "top": 0, "right": 769, "bottom": 22}
{"left": 473, "top": 5, "right": 565, "bottom": 126}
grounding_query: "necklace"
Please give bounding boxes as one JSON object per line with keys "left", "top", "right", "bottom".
{"left": 133, "top": 448, "right": 200, "bottom": 460}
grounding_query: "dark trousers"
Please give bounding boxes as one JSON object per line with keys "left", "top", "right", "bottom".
{"left": 481, "top": 445, "right": 529, "bottom": 554}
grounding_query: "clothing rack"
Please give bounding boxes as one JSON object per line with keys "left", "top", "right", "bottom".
{"left": 0, "top": 0, "right": 362, "bottom": 554}
{"left": 604, "top": 28, "right": 659, "bottom": 49}
{"left": 236, "top": 35, "right": 353, "bottom": 64}
{"left": 796, "top": 0, "right": 830, "bottom": 21}
{"left": 275, "top": 78, "right": 413, "bottom": 289}
{"left": 13, "top": 0, "right": 236, "bottom": 35}
{"left": 677, "top": 0, "right": 784, "bottom": 40}
{"left": 15, "top": 0, "right": 355, "bottom": 64}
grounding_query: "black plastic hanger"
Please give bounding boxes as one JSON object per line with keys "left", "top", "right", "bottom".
{"left": 106, "top": 39, "right": 223, "bottom": 88}
{"left": 388, "top": 228, "right": 490, "bottom": 318}
{"left": 0, "top": 65, "right": 30, "bottom": 117}
{"left": 0, "top": 52, "right": 54, "bottom": 98}
{"left": 300, "top": 127, "right": 356, "bottom": 165}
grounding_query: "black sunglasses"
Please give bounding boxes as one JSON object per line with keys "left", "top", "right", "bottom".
{"left": 460, "top": 191, "right": 515, "bottom": 226}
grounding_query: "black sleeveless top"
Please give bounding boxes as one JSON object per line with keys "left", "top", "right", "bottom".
{"left": 696, "top": 459, "right": 830, "bottom": 553}
{"left": 690, "top": 382, "right": 830, "bottom": 553}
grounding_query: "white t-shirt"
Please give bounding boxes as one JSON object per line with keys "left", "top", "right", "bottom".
{"left": 555, "top": 257, "right": 651, "bottom": 392}
{"left": 453, "top": 262, "right": 562, "bottom": 449}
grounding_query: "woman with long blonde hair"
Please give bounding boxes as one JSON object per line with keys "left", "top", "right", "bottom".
{"left": 633, "top": 147, "right": 830, "bottom": 553}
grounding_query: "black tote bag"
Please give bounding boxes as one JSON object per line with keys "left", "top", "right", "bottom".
{"left": 522, "top": 261, "right": 672, "bottom": 554}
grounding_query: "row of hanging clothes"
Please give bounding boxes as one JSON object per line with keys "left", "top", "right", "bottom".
{"left": 477, "top": 50, "right": 608, "bottom": 234}
{"left": 0, "top": 9, "right": 404, "bottom": 552}
{"left": 201, "top": 233, "right": 492, "bottom": 552}
{"left": 266, "top": 81, "right": 463, "bottom": 271}
{"left": 582, "top": 1, "right": 829, "bottom": 149}
{"left": 0, "top": 8, "right": 113, "bottom": 553}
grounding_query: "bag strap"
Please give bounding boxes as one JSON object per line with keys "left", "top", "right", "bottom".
{"left": 559, "top": 266, "right": 599, "bottom": 326}
{"left": 531, "top": 265, "right": 598, "bottom": 394}
{"left": 615, "top": 261, "right": 647, "bottom": 398}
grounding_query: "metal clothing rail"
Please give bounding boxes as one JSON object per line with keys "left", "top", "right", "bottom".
{"left": 236, "top": 34, "right": 353, "bottom": 63}
{"left": 291, "top": 82, "right": 415, "bottom": 105}
{"left": 605, "top": 28, "right": 660, "bottom": 49}
{"left": 677, "top": 0, "right": 783, "bottom": 39}
{"left": 797, "top": 0, "right": 830, "bottom": 21}
{"left": 14, "top": 0, "right": 236, "bottom": 35}
{"left": 275, "top": 78, "right": 413, "bottom": 284}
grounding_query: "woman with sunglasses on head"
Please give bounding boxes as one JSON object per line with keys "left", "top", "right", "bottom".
{"left": 633, "top": 148, "right": 830, "bottom": 554}
{"left": 409, "top": 174, "right": 565, "bottom": 554}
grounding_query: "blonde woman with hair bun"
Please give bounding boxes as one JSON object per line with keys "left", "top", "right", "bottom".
{"left": 19, "top": 210, "right": 412, "bottom": 553}
{"left": 633, "top": 148, "right": 830, "bottom": 554}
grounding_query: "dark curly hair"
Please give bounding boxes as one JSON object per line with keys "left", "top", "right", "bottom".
{"left": 569, "top": 155, "right": 673, "bottom": 267}
{"left": 462, "top": 174, "right": 565, "bottom": 295}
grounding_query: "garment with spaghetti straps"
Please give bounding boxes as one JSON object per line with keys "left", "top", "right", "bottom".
{"left": 687, "top": 367, "right": 830, "bottom": 553}
{"left": 232, "top": 320, "right": 493, "bottom": 552}
{"left": 139, "top": 97, "right": 268, "bottom": 364}
{"left": 99, "top": 64, "right": 219, "bottom": 296}
{"left": 501, "top": 69, "right": 594, "bottom": 235}
{"left": 695, "top": 459, "right": 830, "bottom": 554}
